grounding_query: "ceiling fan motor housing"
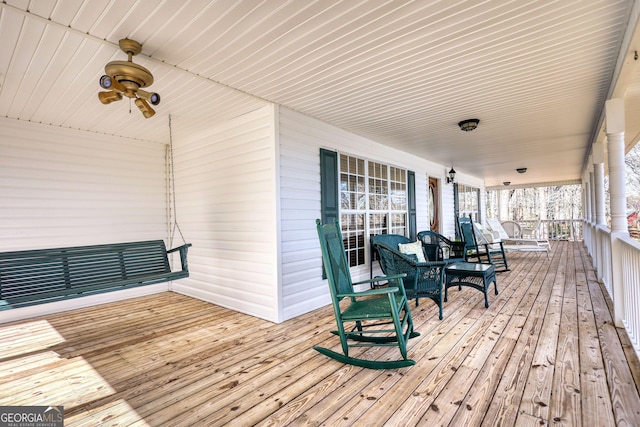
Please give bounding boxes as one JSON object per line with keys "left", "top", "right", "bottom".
{"left": 98, "top": 38, "right": 160, "bottom": 116}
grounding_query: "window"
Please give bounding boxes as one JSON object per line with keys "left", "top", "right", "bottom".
{"left": 339, "top": 154, "right": 408, "bottom": 267}
{"left": 457, "top": 184, "right": 480, "bottom": 222}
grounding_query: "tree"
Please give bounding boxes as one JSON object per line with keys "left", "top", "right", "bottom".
{"left": 626, "top": 144, "right": 640, "bottom": 213}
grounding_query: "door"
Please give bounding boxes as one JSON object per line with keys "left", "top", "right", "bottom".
{"left": 429, "top": 177, "right": 440, "bottom": 232}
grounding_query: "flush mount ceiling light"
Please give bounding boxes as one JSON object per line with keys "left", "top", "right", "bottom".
{"left": 516, "top": 167, "right": 527, "bottom": 174}
{"left": 503, "top": 181, "right": 511, "bottom": 186}
{"left": 458, "top": 118, "right": 480, "bottom": 132}
{"left": 98, "top": 39, "right": 160, "bottom": 118}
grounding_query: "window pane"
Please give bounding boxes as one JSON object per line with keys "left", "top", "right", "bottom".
{"left": 341, "top": 213, "right": 365, "bottom": 267}
{"left": 390, "top": 167, "right": 407, "bottom": 210}
{"left": 457, "top": 184, "right": 479, "bottom": 221}
{"left": 369, "top": 213, "right": 388, "bottom": 236}
{"left": 340, "top": 154, "right": 365, "bottom": 212}
{"left": 369, "top": 161, "right": 388, "bottom": 210}
{"left": 391, "top": 213, "right": 406, "bottom": 235}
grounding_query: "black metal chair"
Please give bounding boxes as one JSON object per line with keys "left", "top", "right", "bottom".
{"left": 456, "top": 216, "right": 509, "bottom": 272}
{"left": 416, "top": 230, "right": 466, "bottom": 264}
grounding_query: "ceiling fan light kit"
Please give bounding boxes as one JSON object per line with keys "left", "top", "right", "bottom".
{"left": 98, "top": 39, "right": 160, "bottom": 118}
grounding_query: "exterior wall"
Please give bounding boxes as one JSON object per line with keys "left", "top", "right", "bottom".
{"left": 0, "top": 118, "right": 168, "bottom": 250}
{"left": 0, "top": 117, "right": 170, "bottom": 322}
{"left": 278, "top": 107, "right": 456, "bottom": 320}
{"left": 0, "top": 108, "right": 486, "bottom": 324}
{"left": 170, "top": 105, "right": 281, "bottom": 322}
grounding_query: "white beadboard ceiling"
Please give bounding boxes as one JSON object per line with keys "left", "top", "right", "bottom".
{"left": 1, "top": 0, "right": 639, "bottom": 187}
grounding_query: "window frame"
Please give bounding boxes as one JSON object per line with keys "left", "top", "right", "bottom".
{"left": 456, "top": 183, "right": 481, "bottom": 222}
{"left": 338, "top": 153, "right": 409, "bottom": 270}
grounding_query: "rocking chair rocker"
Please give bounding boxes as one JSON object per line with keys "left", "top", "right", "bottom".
{"left": 314, "top": 219, "right": 420, "bottom": 369}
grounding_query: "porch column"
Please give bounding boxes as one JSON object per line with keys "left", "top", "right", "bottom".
{"left": 582, "top": 176, "right": 593, "bottom": 261}
{"left": 590, "top": 168, "right": 596, "bottom": 223}
{"left": 592, "top": 171, "right": 598, "bottom": 225}
{"left": 608, "top": 127, "right": 628, "bottom": 219}
{"left": 499, "top": 189, "right": 509, "bottom": 220}
{"left": 584, "top": 168, "right": 592, "bottom": 224}
{"left": 593, "top": 142, "right": 606, "bottom": 277}
{"left": 606, "top": 98, "right": 627, "bottom": 327}
{"left": 593, "top": 142, "right": 606, "bottom": 226}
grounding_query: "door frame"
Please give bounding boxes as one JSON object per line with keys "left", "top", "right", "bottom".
{"left": 429, "top": 176, "right": 440, "bottom": 233}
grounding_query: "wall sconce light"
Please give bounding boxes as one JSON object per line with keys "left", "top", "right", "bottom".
{"left": 516, "top": 167, "right": 527, "bottom": 174}
{"left": 446, "top": 167, "right": 456, "bottom": 184}
{"left": 503, "top": 181, "right": 511, "bottom": 186}
{"left": 458, "top": 118, "right": 480, "bottom": 132}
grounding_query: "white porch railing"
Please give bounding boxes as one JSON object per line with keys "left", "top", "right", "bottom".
{"left": 584, "top": 220, "right": 640, "bottom": 360}
{"left": 621, "top": 235, "right": 640, "bottom": 353}
{"left": 516, "top": 219, "right": 583, "bottom": 241}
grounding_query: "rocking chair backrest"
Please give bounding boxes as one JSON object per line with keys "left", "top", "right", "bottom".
{"left": 316, "top": 219, "right": 354, "bottom": 300}
{"left": 457, "top": 216, "right": 479, "bottom": 251}
{"left": 415, "top": 231, "right": 444, "bottom": 260}
{"left": 370, "top": 234, "right": 413, "bottom": 273}
{"left": 372, "top": 242, "right": 419, "bottom": 289}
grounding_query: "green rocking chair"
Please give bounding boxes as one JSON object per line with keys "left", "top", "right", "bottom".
{"left": 314, "top": 219, "right": 420, "bottom": 369}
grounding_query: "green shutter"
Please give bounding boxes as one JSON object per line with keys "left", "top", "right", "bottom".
{"left": 408, "top": 170, "right": 416, "bottom": 240}
{"left": 320, "top": 149, "right": 339, "bottom": 279}
{"left": 320, "top": 149, "right": 339, "bottom": 226}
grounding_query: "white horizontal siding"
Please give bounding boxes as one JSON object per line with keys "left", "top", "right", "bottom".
{"left": 0, "top": 117, "right": 170, "bottom": 322}
{"left": 0, "top": 117, "right": 168, "bottom": 250}
{"left": 170, "top": 104, "right": 280, "bottom": 322}
{"left": 278, "top": 107, "right": 467, "bottom": 320}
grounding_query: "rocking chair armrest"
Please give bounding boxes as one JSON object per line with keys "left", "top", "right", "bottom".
{"left": 337, "top": 286, "right": 401, "bottom": 299}
{"left": 352, "top": 273, "right": 407, "bottom": 288}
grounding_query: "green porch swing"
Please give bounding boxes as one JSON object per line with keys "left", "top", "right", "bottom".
{"left": 0, "top": 116, "right": 191, "bottom": 310}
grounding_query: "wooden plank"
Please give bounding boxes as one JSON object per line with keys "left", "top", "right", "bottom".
{"left": 72, "top": 307, "right": 337, "bottom": 422}
{"left": 361, "top": 252, "right": 535, "bottom": 425}
{"left": 482, "top": 241, "right": 563, "bottom": 426}
{"left": 260, "top": 286, "right": 483, "bottom": 426}
{"left": 574, "top": 244, "right": 615, "bottom": 426}
{"left": 420, "top": 313, "right": 512, "bottom": 426}
{"left": 451, "top": 250, "right": 551, "bottom": 426}
{"left": 584, "top": 247, "right": 640, "bottom": 403}
{"left": 1, "top": 243, "right": 639, "bottom": 427}
{"left": 516, "top": 241, "right": 567, "bottom": 423}
{"left": 253, "top": 263, "right": 510, "bottom": 426}
{"left": 584, "top": 248, "right": 640, "bottom": 426}
{"left": 426, "top": 251, "right": 550, "bottom": 425}
{"left": 548, "top": 241, "right": 581, "bottom": 426}
{"left": 258, "top": 253, "right": 534, "bottom": 426}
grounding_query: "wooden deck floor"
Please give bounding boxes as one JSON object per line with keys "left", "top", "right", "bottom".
{"left": 0, "top": 241, "right": 639, "bottom": 426}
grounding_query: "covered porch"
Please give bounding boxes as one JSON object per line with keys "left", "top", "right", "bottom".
{"left": 2, "top": 242, "right": 638, "bottom": 426}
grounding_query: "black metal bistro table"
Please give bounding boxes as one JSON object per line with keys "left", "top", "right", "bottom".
{"left": 444, "top": 262, "right": 498, "bottom": 308}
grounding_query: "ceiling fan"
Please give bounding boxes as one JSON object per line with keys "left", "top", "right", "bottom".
{"left": 98, "top": 39, "right": 160, "bottom": 118}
